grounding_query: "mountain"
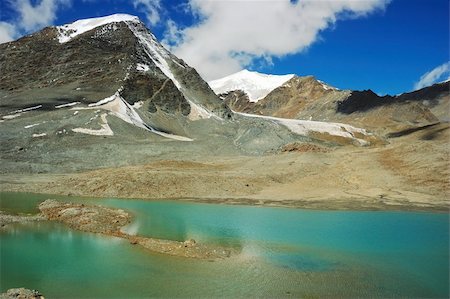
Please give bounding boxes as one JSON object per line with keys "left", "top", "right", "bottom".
{"left": 211, "top": 70, "right": 448, "bottom": 134}
{"left": 0, "top": 15, "right": 448, "bottom": 210}
{"left": 209, "top": 69, "right": 294, "bottom": 102}
{"left": 0, "top": 14, "right": 377, "bottom": 174}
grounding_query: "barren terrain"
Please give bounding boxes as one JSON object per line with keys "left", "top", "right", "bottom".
{"left": 2, "top": 123, "right": 448, "bottom": 212}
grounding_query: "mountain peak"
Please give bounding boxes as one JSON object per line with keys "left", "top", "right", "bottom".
{"left": 56, "top": 14, "right": 141, "bottom": 43}
{"left": 208, "top": 70, "right": 295, "bottom": 102}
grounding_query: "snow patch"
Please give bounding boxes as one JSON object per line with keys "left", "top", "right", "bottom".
{"left": 24, "top": 123, "right": 40, "bottom": 129}
{"left": 136, "top": 63, "right": 150, "bottom": 72}
{"left": 81, "top": 92, "right": 193, "bottom": 141}
{"left": 56, "top": 14, "right": 139, "bottom": 43}
{"left": 209, "top": 70, "right": 294, "bottom": 102}
{"left": 14, "top": 105, "right": 42, "bottom": 113}
{"left": 32, "top": 133, "right": 47, "bottom": 138}
{"left": 72, "top": 113, "right": 114, "bottom": 136}
{"left": 236, "top": 112, "right": 370, "bottom": 145}
{"left": 2, "top": 113, "right": 21, "bottom": 120}
{"left": 126, "top": 22, "right": 182, "bottom": 89}
{"left": 55, "top": 102, "right": 80, "bottom": 109}
{"left": 317, "top": 80, "right": 338, "bottom": 91}
{"left": 132, "top": 101, "right": 144, "bottom": 109}
{"left": 89, "top": 94, "right": 116, "bottom": 107}
{"left": 126, "top": 22, "right": 221, "bottom": 121}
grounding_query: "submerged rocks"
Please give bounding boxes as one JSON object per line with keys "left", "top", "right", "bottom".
{"left": 0, "top": 288, "right": 44, "bottom": 299}
{"left": 0, "top": 211, "right": 44, "bottom": 228}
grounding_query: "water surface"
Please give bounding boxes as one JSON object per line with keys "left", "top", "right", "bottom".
{"left": 1, "top": 192, "right": 449, "bottom": 298}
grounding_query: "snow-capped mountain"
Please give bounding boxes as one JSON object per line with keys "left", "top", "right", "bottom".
{"left": 212, "top": 69, "right": 448, "bottom": 134}
{"left": 208, "top": 70, "right": 295, "bottom": 102}
{"left": 0, "top": 14, "right": 233, "bottom": 139}
{"left": 0, "top": 14, "right": 380, "bottom": 174}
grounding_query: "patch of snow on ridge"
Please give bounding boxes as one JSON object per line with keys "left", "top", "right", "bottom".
{"left": 317, "top": 80, "right": 338, "bottom": 91}
{"left": 126, "top": 22, "right": 180, "bottom": 89}
{"left": 126, "top": 22, "right": 221, "bottom": 121}
{"left": 89, "top": 94, "right": 117, "bottom": 107}
{"left": 236, "top": 112, "right": 370, "bottom": 145}
{"left": 57, "top": 14, "right": 139, "bottom": 43}
{"left": 136, "top": 63, "right": 150, "bottom": 72}
{"left": 80, "top": 92, "right": 193, "bottom": 141}
{"left": 209, "top": 70, "right": 294, "bottom": 102}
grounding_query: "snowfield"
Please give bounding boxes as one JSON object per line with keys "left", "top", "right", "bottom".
{"left": 56, "top": 14, "right": 139, "bottom": 43}
{"left": 236, "top": 112, "right": 371, "bottom": 145}
{"left": 209, "top": 70, "right": 294, "bottom": 102}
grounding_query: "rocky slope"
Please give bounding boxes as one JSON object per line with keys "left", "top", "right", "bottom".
{"left": 0, "top": 14, "right": 379, "bottom": 175}
{"left": 213, "top": 71, "right": 448, "bottom": 135}
{"left": 1, "top": 15, "right": 447, "bottom": 211}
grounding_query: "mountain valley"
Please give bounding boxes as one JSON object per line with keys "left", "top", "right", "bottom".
{"left": 0, "top": 14, "right": 448, "bottom": 211}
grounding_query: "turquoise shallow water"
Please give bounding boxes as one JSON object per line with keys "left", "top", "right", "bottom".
{"left": 0, "top": 192, "right": 449, "bottom": 298}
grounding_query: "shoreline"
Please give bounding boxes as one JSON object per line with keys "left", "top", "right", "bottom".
{"left": 1, "top": 188, "right": 448, "bottom": 213}
{"left": 1, "top": 199, "right": 237, "bottom": 260}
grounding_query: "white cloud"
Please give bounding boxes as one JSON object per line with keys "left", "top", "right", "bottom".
{"left": 414, "top": 62, "right": 450, "bottom": 90}
{"left": 162, "top": 19, "right": 183, "bottom": 47}
{"left": 166, "top": 0, "right": 390, "bottom": 80}
{"left": 133, "top": 0, "right": 162, "bottom": 26}
{"left": 0, "top": 22, "right": 17, "bottom": 43}
{"left": 0, "top": 0, "right": 70, "bottom": 44}
{"left": 14, "top": 0, "right": 71, "bottom": 31}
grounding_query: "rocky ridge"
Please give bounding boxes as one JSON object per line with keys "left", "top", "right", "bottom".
{"left": 214, "top": 72, "right": 448, "bottom": 135}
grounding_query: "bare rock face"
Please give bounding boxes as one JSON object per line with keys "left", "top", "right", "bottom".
{"left": 0, "top": 15, "right": 230, "bottom": 130}
{"left": 221, "top": 90, "right": 256, "bottom": 113}
{"left": 0, "top": 288, "right": 44, "bottom": 299}
{"left": 253, "top": 76, "right": 345, "bottom": 119}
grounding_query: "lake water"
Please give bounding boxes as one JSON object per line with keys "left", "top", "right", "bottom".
{"left": 1, "top": 192, "right": 449, "bottom": 298}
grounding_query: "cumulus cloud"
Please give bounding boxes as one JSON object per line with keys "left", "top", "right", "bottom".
{"left": 0, "top": 21, "right": 17, "bottom": 43}
{"left": 0, "top": 0, "right": 70, "bottom": 44}
{"left": 166, "top": 0, "right": 390, "bottom": 80}
{"left": 15, "top": 0, "right": 71, "bottom": 31}
{"left": 133, "top": 0, "right": 162, "bottom": 26}
{"left": 414, "top": 62, "right": 450, "bottom": 90}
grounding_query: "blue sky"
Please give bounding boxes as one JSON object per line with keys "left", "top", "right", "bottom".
{"left": 0, "top": 0, "right": 448, "bottom": 95}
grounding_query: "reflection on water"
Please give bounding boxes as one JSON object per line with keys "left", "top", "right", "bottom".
{"left": 0, "top": 192, "right": 449, "bottom": 298}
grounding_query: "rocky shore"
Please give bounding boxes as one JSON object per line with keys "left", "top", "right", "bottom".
{"left": 0, "top": 288, "right": 44, "bottom": 299}
{"left": 38, "top": 200, "right": 235, "bottom": 259}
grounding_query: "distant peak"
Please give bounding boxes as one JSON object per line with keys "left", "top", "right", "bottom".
{"left": 209, "top": 70, "right": 295, "bottom": 102}
{"left": 56, "top": 14, "right": 141, "bottom": 43}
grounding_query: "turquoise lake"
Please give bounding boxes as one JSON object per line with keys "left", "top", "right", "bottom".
{"left": 0, "top": 192, "right": 449, "bottom": 298}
